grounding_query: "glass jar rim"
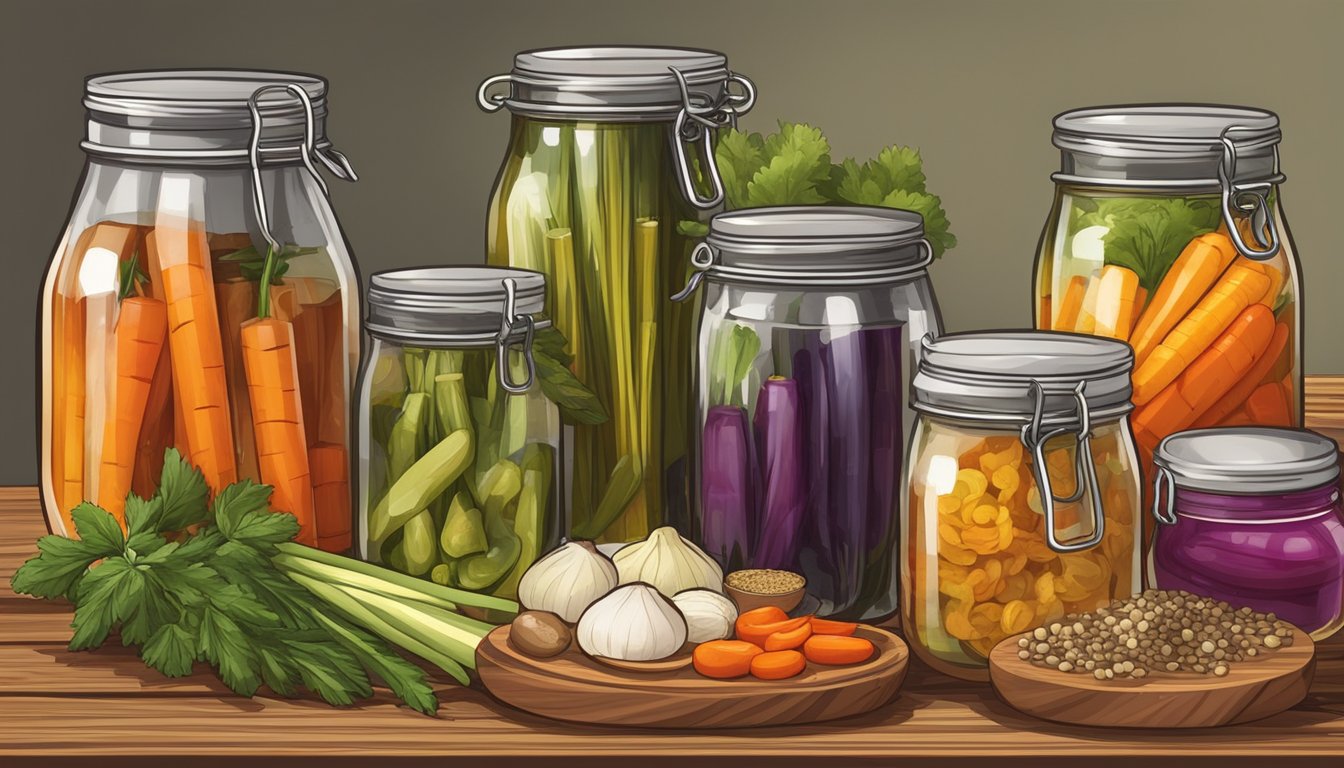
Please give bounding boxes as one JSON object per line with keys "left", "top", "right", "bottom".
{"left": 365, "top": 266, "right": 550, "bottom": 345}
{"left": 1155, "top": 427, "right": 1341, "bottom": 495}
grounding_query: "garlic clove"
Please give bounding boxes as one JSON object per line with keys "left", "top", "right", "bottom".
{"left": 518, "top": 540, "right": 619, "bottom": 623}
{"left": 576, "top": 582, "right": 688, "bottom": 661}
{"left": 672, "top": 588, "right": 738, "bottom": 644}
{"left": 612, "top": 526, "right": 723, "bottom": 597}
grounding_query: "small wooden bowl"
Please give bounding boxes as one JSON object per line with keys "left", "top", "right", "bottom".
{"left": 723, "top": 575, "right": 807, "bottom": 614}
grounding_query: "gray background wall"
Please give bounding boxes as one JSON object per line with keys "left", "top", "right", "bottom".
{"left": 1, "top": 0, "right": 1339, "bottom": 484}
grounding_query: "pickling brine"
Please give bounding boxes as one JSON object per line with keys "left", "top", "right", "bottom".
{"left": 40, "top": 72, "right": 361, "bottom": 551}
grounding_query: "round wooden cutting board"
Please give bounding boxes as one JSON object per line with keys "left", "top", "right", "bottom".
{"left": 989, "top": 627, "right": 1316, "bottom": 728}
{"left": 476, "top": 625, "right": 908, "bottom": 729}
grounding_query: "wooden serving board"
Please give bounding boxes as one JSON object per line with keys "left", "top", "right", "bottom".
{"left": 989, "top": 627, "right": 1316, "bottom": 728}
{"left": 476, "top": 625, "right": 908, "bottom": 729}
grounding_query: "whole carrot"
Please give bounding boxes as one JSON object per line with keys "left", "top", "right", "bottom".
{"left": 1192, "top": 322, "right": 1289, "bottom": 428}
{"left": 1245, "top": 381, "right": 1292, "bottom": 426}
{"left": 241, "top": 246, "right": 316, "bottom": 545}
{"left": 97, "top": 292, "right": 168, "bottom": 524}
{"left": 1129, "top": 233, "right": 1237, "bottom": 368}
{"left": 147, "top": 225, "right": 236, "bottom": 493}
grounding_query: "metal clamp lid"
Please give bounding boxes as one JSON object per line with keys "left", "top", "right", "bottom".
{"left": 669, "top": 67, "right": 755, "bottom": 209}
{"left": 1218, "top": 125, "right": 1281, "bottom": 261}
{"left": 495, "top": 278, "right": 537, "bottom": 394}
{"left": 1021, "top": 381, "right": 1106, "bottom": 553}
{"left": 247, "top": 83, "right": 357, "bottom": 254}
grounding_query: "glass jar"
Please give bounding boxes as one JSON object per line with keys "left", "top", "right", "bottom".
{"left": 1151, "top": 427, "right": 1344, "bottom": 640}
{"left": 38, "top": 70, "right": 360, "bottom": 551}
{"left": 679, "top": 207, "right": 943, "bottom": 621}
{"left": 357, "top": 267, "right": 561, "bottom": 600}
{"left": 1032, "top": 106, "right": 1303, "bottom": 548}
{"left": 478, "top": 47, "right": 755, "bottom": 543}
{"left": 903, "top": 332, "right": 1142, "bottom": 680}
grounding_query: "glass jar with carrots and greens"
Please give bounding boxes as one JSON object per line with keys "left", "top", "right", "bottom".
{"left": 1033, "top": 105, "right": 1303, "bottom": 549}
{"left": 39, "top": 71, "right": 360, "bottom": 552}
{"left": 358, "top": 268, "right": 571, "bottom": 601}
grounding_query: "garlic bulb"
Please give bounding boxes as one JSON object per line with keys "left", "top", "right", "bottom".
{"left": 613, "top": 526, "right": 723, "bottom": 597}
{"left": 517, "top": 541, "right": 619, "bottom": 623}
{"left": 672, "top": 588, "right": 737, "bottom": 643}
{"left": 576, "top": 583, "right": 688, "bottom": 661}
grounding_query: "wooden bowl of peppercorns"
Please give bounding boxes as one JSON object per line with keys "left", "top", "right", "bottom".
{"left": 723, "top": 569, "right": 807, "bottom": 614}
{"left": 987, "top": 589, "right": 1316, "bottom": 728}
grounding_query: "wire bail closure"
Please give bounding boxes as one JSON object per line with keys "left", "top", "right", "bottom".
{"left": 1151, "top": 464, "right": 1180, "bottom": 526}
{"left": 1218, "top": 125, "right": 1281, "bottom": 261}
{"left": 1020, "top": 380, "right": 1106, "bottom": 553}
{"left": 247, "top": 83, "right": 358, "bottom": 255}
{"left": 669, "top": 67, "right": 755, "bottom": 210}
{"left": 670, "top": 242, "right": 716, "bottom": 302}
{"left": 496, "top": 277, "right": 538, "bottom": 394}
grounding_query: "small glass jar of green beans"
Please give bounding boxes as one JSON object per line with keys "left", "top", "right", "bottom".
{"left": 357, "top": 267, "right": 568, "bottom": 600}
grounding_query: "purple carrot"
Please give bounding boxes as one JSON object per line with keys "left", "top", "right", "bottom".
{"left": 700, "top": 404, "right": 754, "bottom": 568}
{"left": 820, "top": 327, "right": 870, "bottom": 615}
{"left": 865, "top": 326, "right": 904, "bottom": 554}
{"left": 752, "top": 376, "right": 805, "bottom": 570}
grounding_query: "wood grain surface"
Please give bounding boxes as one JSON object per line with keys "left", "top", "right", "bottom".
{"left": 0, "top": 377, "right": 1342, "bottom": 766}
{"left": 989, "top": 630, "right": 1316, "bottom": 728}
{"left": 475, "top": 624, "right": 908, "bottom": 728}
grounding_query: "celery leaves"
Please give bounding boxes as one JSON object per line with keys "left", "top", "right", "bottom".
{"left": 1071, "top": 197, "right": 1221, "bottom": 292}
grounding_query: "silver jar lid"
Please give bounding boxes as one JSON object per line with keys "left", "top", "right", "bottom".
{"left": 366, "top": 267, "right": 549, "bottom": 394}
{"left": 1154, "top": 428, "right": 1341, "bottom": 497}
{"left": 476, "top": 46, "right": 753, "bottom": 120}
{"left": 82, "top": 70, "right": 355, "bottom": 174}
{"left": 672, "top": 206, "right": 932, "bottom": 298}
{"left": 911, "top": 331, "right": 1133, "bottom": 424}
{"left": 1052, "top": 104, "right": 1284, "bottom": 261}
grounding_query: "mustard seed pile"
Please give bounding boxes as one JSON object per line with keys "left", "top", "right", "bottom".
{"left": 725, "top": 569, "right": 805, "bottom": 594}
{"left": 1016, "top": 589, "right": 1295, "bottom": 680}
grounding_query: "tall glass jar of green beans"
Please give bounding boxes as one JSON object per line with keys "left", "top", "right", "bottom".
{"left": 357, "top": 267, "right": 561, "bottom": 601}
{"left": 478, "top": 47, "right": 755, "bottom": 543}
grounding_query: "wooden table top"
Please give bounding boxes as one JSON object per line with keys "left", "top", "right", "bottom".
{"left": 3, "top": 377, "right": 1344, "bottom": 765}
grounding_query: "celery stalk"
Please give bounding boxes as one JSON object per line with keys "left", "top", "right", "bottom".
{"left": 334, "top": 582, "right": 493, "bottom": 668}
{"left": 284, "top": 571, "right": 470, "bottom": 684}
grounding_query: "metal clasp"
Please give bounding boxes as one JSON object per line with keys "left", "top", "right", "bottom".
{"left": 669, "top": 68, "right": 756, "bottom": 210}
{"left": 1151, "top": 464, "right": 1180, "bottom": 526}
{"left": 670, "top": 242, "right": 716, "bottom": 302}
{"left": 476, "top": 74, "right": 512, "bottom": 113}
{"left": 1020, "top": 380, "right": 1106, "bottom": 553}
{"left": 247, "top": 83, "right": 358, "bottom": 254}
{"left": 496, "top": 277, "right": 537, "bottom": 393}
{"left": 1218, "top": 125, "right": 1281, "bottom": 261}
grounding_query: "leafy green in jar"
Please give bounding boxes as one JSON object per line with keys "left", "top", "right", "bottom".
{"left": 1069, "top": 196, "right": 1222, "bottom": 293}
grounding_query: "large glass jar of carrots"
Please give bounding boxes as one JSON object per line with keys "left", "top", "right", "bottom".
{"left": 38, "top": 71, "right": 361, "bottom": 552}
{"left": 357, "top": 268, "right": 562, "bottom": 600}
{"left": 1032, "top": 105, "right": 1303, "bottom": 550}
{"left": 902, "top": 333, "right": 1142, "bottom": 681}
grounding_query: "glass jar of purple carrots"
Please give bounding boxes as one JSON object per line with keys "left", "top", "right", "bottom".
{"left": 675, "top": 206, "right": 943, "bottom": 620}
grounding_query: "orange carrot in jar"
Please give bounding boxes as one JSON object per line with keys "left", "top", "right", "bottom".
{"left": 241, "top": 315, "right": 316, "bottom": 545}
{"left": 809, "top": 617, "right": 859, "bottom": 636}
{"left": 1039, "top": 295, "right": 1052, "bottom": 331}
{"left": 763, "top": 622, "right": 813, "bottom": 652}
{"left": 50, "top": 293, "right": 86, "bottom": 533}
{"left": 1131, "top": 304, "right": 1274, "bottom": 437}
{"left": 1073, "top": 276, "right": 1101, "bottom": 335}
{"left": 1192, "top": 322, "right": 1289, "bottom": 429}
{"left": 1092, "top": 265, "right": 1141, "bottom": 341}
{"left": 1132, "top": 259, "right": 1272, "bottom": 404}
{"left": 1258, "top": 263, "right": 1285, "bottom": 309}
{"left": 1245, "top": 381, "right": 1292, "bottom": 426}
{"left": 1054, "top": 275, "right": 1089, "bottom": 332}
{"left": 750, "top": 650, "right": 807, "bottom": 680}
{"left": 1281, "top": 373, "right": 1297, "bottom": 422}
{"left": 215, "top": 278, "right": 262, "bottom": 482}
{"left": 1218, "top": 406, "right": 1255, "bottom": 427}
{"left": 1129, "top": 233, "right": 1238, "bottom": 369}
{"left": 147, "top": 225, "right": 236, "bottom": 493}
{"left": 310, "top": 443, "right": 351, "bottom": 552}
{"left": 692, "top": 640, "right": 763, "bottom": 679}
{"left": 131, "top": 338, "right": 174, "bottom": 500}
{"left": 803, "top": 635, "right": 875, "bottom": 665}
{"left": 96, "top": 295, "right": 168, "bottom": 523}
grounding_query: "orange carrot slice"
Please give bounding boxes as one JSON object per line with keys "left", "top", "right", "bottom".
{"left": 763, "top": 622, "right": 813, "bottom": 652}
{"left": 737, "top": 615, "right": 812, "bottom": 648}
{"left": 692, "top": 640, "right": 763, "bottom": 679}
{"left": 809, "top": 617, "right": 859, "bottom": 636}
{"left": 310, "top": 443, "right": 351, "bottom": 552}
{"left": 750, "top": 650, "right": 807, "bottom": 680}
{"left": 803, "top": 635, "right": 876, "bottom": 665}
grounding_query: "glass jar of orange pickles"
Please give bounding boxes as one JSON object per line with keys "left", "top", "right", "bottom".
{"left": 902, "top": 332, "right": 1141, "bottom": 680}
{"left": 39, "top": 71, "right": 360, "bottom": 551}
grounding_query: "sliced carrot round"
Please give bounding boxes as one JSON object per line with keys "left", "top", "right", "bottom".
{"left": 763, "top": 622, "right": 812, "bottom": 652}
{"left": 750, "top": 650, "right": 806, "bottom": 680}
{"left": 803, "top": 634, "right": 875, "bottom": 666}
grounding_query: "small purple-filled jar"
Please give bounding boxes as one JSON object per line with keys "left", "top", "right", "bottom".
{"left": 1151, "top": 427, "right": 1344, "bottom": 640}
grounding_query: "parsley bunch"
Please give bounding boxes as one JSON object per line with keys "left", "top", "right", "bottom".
{"left": 1069, "top": 196, "right": 1222, "bottom": 292}
{"left": 12, "top": 450, "right": 440, "bottom": 714}
{"left": 682, "top": 121, "right": 957, "bottom": 258}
